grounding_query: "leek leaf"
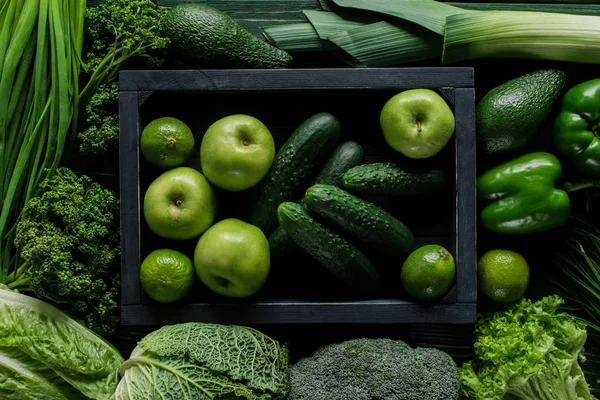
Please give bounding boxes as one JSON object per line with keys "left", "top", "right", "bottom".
{"left": 330, "top": 21, "right": 442, "bottom": 67}
{"left": 303, "top": 10, "right": 369, "bottom": 39}
{"left": 261, "top": 23, "right": 331, "bottom": 52}
{"left": 330, "top": 0, "right": 474, "bottom": 35}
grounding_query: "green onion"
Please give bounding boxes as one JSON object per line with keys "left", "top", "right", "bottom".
{"left": 261, "top": 23, "right": 332, "bottom": 52}
{"left": 0, "top": 0, "right": 85, "bottom": 284}
{"left": 329, "top": 21, "right": 442, "bottom": 67}
{"left": 330, "top": 0, "right": 473, "bottom": 35}
{"left": 443, "top": 10, "right": 600, "bottom": 64}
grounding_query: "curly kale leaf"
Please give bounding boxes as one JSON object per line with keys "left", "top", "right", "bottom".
{"left": 13, "top": 168, "right": 120, "bottom": 337}
{"left": 79, "top": 0, "right": 169, "bottom": 155}
{"left": 78, "top": 82, "right": 119, "bottom": 155}
{"left": 459, "top": 295, "right": 596, "bottom": 400}
{"left": 113, "top": 323, "right": 290, "bottom": 400}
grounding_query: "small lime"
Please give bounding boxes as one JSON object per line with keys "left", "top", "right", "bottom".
{"left": 478, "top": 249, "right": 529, "bottom": 303}
{"left": 140, "top": 249, "right": 195, "bottom": 303}
{"left": 401, "top": 244, "right": 456, "bottom": 301}
{"left": 141, "top": 117, "right": 195, "bottom": 168}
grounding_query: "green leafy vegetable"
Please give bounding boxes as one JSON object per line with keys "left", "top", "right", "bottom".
{"left": 459, "top": 295, "right": 596, "bottom": 400}
{"left": 8, "top": 168, "right": 120, "bottom": 337}
{"left": 78, "top": 0, "right": 169, "bottom": 155}
{"left": 0, "top": 289, "right": 124, "bottom": 400}
{"left": 113, "top": 323, "right": 290, "bottom": 400}
{"left": 0, "top": 347, "right": 85, "bottom": 400}
{"left": 78, "top": 82, "right": 119, "bottom": 155}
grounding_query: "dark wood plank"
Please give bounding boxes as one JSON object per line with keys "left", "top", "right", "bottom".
{"left": 122, "top": 302, "right": 477, "bottom": 325}
{"left": 454, "top": 88, "right": 477, "bottom": 303}
{"left": 119, "top": 92, "right": 143, "bottom": 306}
{"left": 119, "top": 68, "right": 475, "bottom": 91}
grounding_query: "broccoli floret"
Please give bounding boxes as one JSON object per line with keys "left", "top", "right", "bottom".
{"left": 10, "top": 168, "right": 120, "bottom": 337}
{"left": 287, "top": 338, "right": 460, "bottom": 400}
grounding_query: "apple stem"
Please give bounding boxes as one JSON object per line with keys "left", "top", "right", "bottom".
{"left": 416, "top": 121, "right": 423, "bottom": 132}
{"left": 175, "top": 198, "right": 183, "bottom": 207}
{"left": 243, "top": 140, "right": 250, "bottom": 146}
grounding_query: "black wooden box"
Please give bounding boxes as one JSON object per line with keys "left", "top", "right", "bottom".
{"left": 119, "top": 68, "right": 477, "bottom": 326}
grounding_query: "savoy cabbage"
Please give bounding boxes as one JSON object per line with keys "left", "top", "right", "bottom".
{"left": 112, "top": 323, "right": 290, "bottom": 400}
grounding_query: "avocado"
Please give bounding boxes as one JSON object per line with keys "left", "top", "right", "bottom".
{"left": 161, "top": 4, "right": 293, "bottom": 69}
{"left": 476, "top": 69, "right": 568, "bottom": 154}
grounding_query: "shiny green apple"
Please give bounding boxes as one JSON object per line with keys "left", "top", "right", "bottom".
{"left": 194, "top": 218, "right": 270, "bottom": 298}
{"left": 200, "top": 114, "right": 275, "bottom": 192}
{"left": 143, "top": 167, "right": 217, "bottom": 240}
{"left": 380, "top": 89, "right": 455, "bottom": 159}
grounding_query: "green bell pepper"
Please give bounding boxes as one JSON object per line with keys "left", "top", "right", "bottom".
{"left": 477, "top": 152, "right": 571, "bottom": 235}
{"left": 554, "top": 78, "right": 600, "bottom": 177}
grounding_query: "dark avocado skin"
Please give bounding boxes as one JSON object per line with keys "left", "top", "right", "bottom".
{"left": 161, "top": 4, "right": 293, "bottom": 69}
{"left": 476, "top": 69, "right": 568, "bottom": 155}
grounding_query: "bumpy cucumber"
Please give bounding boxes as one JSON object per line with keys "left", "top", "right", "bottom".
{"left": 277, "top": 202, "right": 381, "bottom": 294}
{"left": 343, "top": 162, "right": 446, "bottom": 196}
{"left": 305, "top": 184, "right": 414, "bottom": 255}
{"left": 247, "top": 112, "right": 341, "bottom": 234}
{"left": 269, "top": 141, "right": 364, "bottom": 258}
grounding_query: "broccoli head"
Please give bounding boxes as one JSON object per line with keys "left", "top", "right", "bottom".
{"left": 12, "top": 168, "right": 121, "bottom": 337}
{"left": 287, "top": 338, "right": 460, "bottom": 400}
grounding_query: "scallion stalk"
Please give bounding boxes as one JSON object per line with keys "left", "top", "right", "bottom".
{"left": 0, "top": 0, "right": 85, "bottom": 284}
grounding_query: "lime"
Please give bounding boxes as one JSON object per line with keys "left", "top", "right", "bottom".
{"left": 140, "top": 249, "right": 195, "bottom": 303}
{"left": 478, "top": 249, "right": 529, "bottom": 303}
{"left": 141, "top": 117, "right": 195, "bottom": 169}
{"left": 401, "top": 244, "right": 455, "bottom": 301}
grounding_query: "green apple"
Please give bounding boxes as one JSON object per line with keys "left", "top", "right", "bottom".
{"left": 380, "top": 89, "right": 456, "bottom": 159}
{"left": 143, "top": 167, "right": 217, "bottom": 240}
{"left": 200, "top": 114, "right": 275, "bottom": 192}
{"left": 194, "top": 218, "right": 270, "bottom": 298}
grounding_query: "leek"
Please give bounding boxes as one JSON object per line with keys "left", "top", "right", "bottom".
{"left": 303, "top": 10, "right": 368, "bottom": 39}
{"left": 442, "top": 10, "right": 600, "bottom": 64}
{"left": 261, "top": 23, "right": 331, "bottom": 52}
{"left": 450, "top": 2, "right": 600, "bottom": 16}
{"left": 329, "top": 21, "right": 442, "bottom": 67}
{"left": 330, "top": 0, "right": 474, "bottom": 35}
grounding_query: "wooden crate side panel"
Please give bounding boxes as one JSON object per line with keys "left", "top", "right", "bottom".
{"left": 119, "top": 92, "right": 142, "bottom": 306}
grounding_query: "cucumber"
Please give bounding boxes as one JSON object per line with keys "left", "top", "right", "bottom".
{"left": 269, "top": 141, "right": 364, "bottom": 258}
{"left": 277, "top": 202, "right": 381, "bottom": 294}
{"left": 248, "top": 112, "right": 341, "bottom": 234}
{"left": 313, "top": 141, "right": 365, "bottom": 188}
{"left": 343, "top": 162, "right": 447, "bottom": 196}
{"left": 305, "top": 184, "right": 414, "bottom": 255}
